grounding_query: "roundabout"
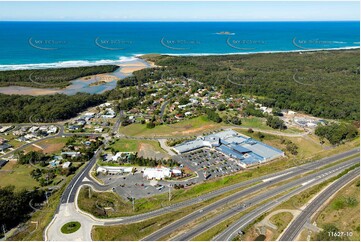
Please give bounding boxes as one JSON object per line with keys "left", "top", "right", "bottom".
{"left": 61, "top": 221, "right": 81, "bottom": 234}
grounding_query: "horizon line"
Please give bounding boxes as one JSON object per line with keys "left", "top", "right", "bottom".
{"left": 1, "top": 20, "right": 360, "bottom": 22}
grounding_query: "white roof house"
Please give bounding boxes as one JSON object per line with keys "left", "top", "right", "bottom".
{"left": 28, "top": 126, "right": 39, "bottom": 133}
{"left": 96, "top": 166, "right": 133, "bottom": 175}
{"left": 62, "top": 161, "right": 72, "bottom": 169}
{"left": 0, "top": 126, "right": 12, "bottom": 133}
{"left": 171, "top": 169, "right": 182, "bottom": 176}
{"left": 143, "top": 167, "right": 171, "bottom": 180}
{"left": 47, "top": 125, "right": 58, "bottom": 134}
{"left": 112, "top": 152, "right": 122, "bottom": 161}
{"left": 84, "top": 112, "right": 95, "bottom": 117}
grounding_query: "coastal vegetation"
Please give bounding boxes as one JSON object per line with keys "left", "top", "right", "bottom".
{"left": 0, "top": 50, "right": 358, "bottom": 124}
{"left": 0, "top": 186, "right": 45, "bottom": 238}
{"left": 0, "top": 92, "right": 106, "bottom": 123}
{"left": 315, "top": 122, "right": 359, "bottom": 145}
{"left": 140, "top": 49, "right": 360, "bottom": 120}
{"left": 0, "top": 65, "right": 118, "bottom": 88}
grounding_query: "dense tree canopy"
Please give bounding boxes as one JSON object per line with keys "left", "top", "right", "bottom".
{"left": 0, "top": 93, "right": 106, "bottom": 123}
{"left": 0, "top": 50, "right": 358, "bottom": 124}
{"left": 315, "top": 123, "right": 358, "bottom": 145}
{"left": 0, "top": 186, "right": 44, "bottom": 235}
{"left": 141, "top": 50, "right": 359, "bottom": 120}
{"left": 0, "top": 65, "right": 118, "bottom": 88}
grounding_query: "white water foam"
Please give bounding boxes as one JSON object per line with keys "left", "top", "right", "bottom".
{"left": 0, "top": 56, "right": 139, "bottom": 71}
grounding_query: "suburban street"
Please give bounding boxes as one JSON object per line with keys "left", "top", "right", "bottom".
{"left": 279, "top": 168, "right": 360, "bottom": 241}
{"left": 60, "top": 147, "right": 102, "bottom": 205}
{"left": 75, "top": 148, "right": 360, "bottom": 225}
{"left": 0, "top": 123, "right": 100, "bottom": 159}
{"left": 2, "top": 120, "right": 359, "bottom": 242}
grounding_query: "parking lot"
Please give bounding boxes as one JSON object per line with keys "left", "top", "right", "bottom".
{"left": 96, "top": 148, "right": 244, "bottom": 199}
{"left": 179, "top": 148, "right": 244, "bottom": 180}
{"left": 98, "top": 172, "right": 171, "bottom": 199}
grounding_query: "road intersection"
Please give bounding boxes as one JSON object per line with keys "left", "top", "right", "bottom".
{"left": 44, "top": 146, "right": 359, "bottom": 241}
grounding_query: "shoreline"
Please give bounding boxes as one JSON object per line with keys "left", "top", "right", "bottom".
{"left": 0, "top": 58, "right": 152, "bottom": 96}
{"left": 0, "top": 46, "right": 359, "bottom": 71}
{"left": 158, "top": 46, "right": 360, "bottom": 57}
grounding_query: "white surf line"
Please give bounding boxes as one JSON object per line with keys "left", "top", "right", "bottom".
{"left": 262, "top": 171, "right": 293, "bottom": 182}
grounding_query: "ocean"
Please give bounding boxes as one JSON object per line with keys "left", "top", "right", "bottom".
{"left": 0, "top": 21, "right": 359, "bottom": 70}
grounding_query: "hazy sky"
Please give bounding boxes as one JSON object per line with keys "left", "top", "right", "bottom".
{"left": 0, "top": 1, "right": 359, "bottom": 21}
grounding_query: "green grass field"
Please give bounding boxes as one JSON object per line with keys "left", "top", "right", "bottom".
{"left": 119, "top": 116, "right": 225, "bottom": 137}
{"left": 7, "top": 166, "right": 85, "bottom": 241}
{"left": 0, "top": 161, "right": 38, "bottom": 190}
{"left": 109, "top": 139, "right": 163, "bottom": 153}
{"left": 269, "top": 212, "right": 294, "bottom": 240}
{"left": 236, "top": 117, "right": 303, "bottom": 133}
{"left": 78, "top": 186, "right": 134, "bottom": 218}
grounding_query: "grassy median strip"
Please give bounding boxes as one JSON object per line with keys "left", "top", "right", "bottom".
{"left": 90, "top": 154, "right": 358, "bottom": 240}
{"left": 236, "top": 164, "right": 360, "bottom": 241}
{"left": 92, "top": 194, "right": 223, "bottom": 241}
{"left": 79, "top": 152, "right": 359, "bottom": 219}
{"left": 311, "top": 178, "right": 360, "bottom": 241}
{"left": 194, "top": 164, "right": 359, "bottom": 241}
{"left": 269, "top": 212, "right": 294, "bottom": 240}
{"left": 191, "top": 189, "right": 296, "bottom": 241}
{"left": 159, "top": 178, "right": 306, "bottom": 240}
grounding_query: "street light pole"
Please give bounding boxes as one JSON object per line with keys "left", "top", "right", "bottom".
{"left": 130, "top": 190, "right": 135, "bottom": 211}
{"left": 168, "top": 185, "right": 172, "bottom": 201}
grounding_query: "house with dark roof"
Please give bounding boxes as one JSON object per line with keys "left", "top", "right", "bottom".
{"left": 0, "top": 143, "right": 12, "bottom": 152}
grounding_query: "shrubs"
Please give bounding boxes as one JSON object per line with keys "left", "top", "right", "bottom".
{"left": 266, "top": 115, "right": 286, "bottom": 130}
{"left": 315, "top": 123, "right": 358, "bottom": 145}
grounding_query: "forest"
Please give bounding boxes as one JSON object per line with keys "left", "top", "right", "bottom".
{"left": 0, "top": 92, "right": 106, "bottom": 123}
{"left": 0, "top": 186, "right": 45, "bottom": 237}
{"left": 0, "top": 65, "right": 118, "bottom": 88}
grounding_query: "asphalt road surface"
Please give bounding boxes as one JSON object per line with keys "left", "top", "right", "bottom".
{"left": 60, "top": 147, "right": 102, "bottom": 205}
{"left": 143, "top": 157, "right": 359, "bottom": 241}
{"left": 69, "top": 148, "right": 359, "bottom": 226}
{"left": 279, "top": 168, "right": 360, "bottom": 241}
{"left": 213, "top": 162, "right": 360, "bottom": 241}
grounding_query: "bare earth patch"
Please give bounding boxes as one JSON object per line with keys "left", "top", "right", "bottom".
{"left": 138, "top": 143, "right": 170, "bottom": 160}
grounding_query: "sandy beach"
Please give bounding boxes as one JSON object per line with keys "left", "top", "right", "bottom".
{"left": 117, "top": 60, "right": 156, "bottom": 74}
{"left": 0, "top": 86, "right": 59, "bottom": 95}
